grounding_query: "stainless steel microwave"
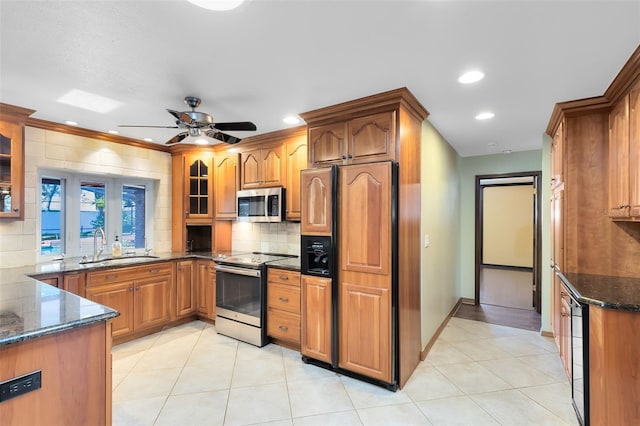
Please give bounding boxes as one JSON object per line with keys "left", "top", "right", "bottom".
{"left": 237, "top": 187, "right": 285, "bottom": 222}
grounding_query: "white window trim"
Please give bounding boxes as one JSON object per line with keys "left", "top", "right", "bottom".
{"left": 37, "top": 169, "right": 156, "bottom": 262}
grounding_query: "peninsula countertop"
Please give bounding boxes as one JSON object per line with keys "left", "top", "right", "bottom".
{"left": 558, "top": 272, "right": 640, "bottom": 312}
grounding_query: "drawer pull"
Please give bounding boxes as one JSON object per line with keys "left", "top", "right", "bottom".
{"left": 279, "top": 275, "right": 289, "bottom": 280}
{"left": 149, "top": 268, "right": 160, "bottom": 273}
{"left": 279, "top": 297, "right": 289, "bottom": 303}
{"left": 278, "top": 325, "right": 288, "bottom": 332}
{"left": 106, "top": 274, "right": 118, "bottom": 280}
{"left": 129, "top": 287, "right": 134, "bottom": 292}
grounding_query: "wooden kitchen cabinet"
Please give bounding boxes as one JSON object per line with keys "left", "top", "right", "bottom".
{"left": 176, "top": 260, "right": 196, "bottom": 318}
{"left": 214, "top": 150, "right": 240, "bottom": 219}
{"left": 301, "top": 274, "right": 332, "bottom": 364}
{"left": 550, "top": 121, "right": 564, "bottom": 189}
{"left": 559, "top": 284, "right": 572, "bottom": 379}
{"left": 85, "top": 262, "right": 173, "bottom": 339}
{"left": 196, "top": 259, "right": 216, "bottom": 320}
{"left": 300, "top": 167, "right": 333, "bottom": 235}
{"left": 609, "top": 79, "right": 640, "bottom": 220}
{"left": 63, "top": 271, "right": 85, "bottom": 297}
{"left": 338, "top": 162, "right": 392, "bottom": 383}
{"left": 307, "top": 111, "right": 396, "bottom": 168}
{"left": 240, "top": 143, "right": 284, "bottom": 189}
{"left": 0, "top": 104, "right": 33, "bottom": 219}
{"left": 31, "top": 272, "right": 61, "bottom": 288}
{"left": 285, "top": 132, "right": 307, "bottom": 220}
{"left": 267, "top": 268, "right": 301, "bottom": 347}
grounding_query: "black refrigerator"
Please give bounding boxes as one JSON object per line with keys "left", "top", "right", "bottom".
{"left": 300, "top": 161, "right": 399, "bottom": 390}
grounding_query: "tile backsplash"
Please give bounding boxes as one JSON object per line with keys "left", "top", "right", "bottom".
{"left": 231, "top": 222, "right": 300, "bottom": 256}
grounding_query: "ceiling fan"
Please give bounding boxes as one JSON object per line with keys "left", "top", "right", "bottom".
{"left": 119, "top": 96, "right": 256, "bottom": 145}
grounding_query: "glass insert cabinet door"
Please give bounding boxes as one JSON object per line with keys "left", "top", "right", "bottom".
{"left": 187, "top": 157, "right": 211, "bottom": 217}
{"left": 0, "top": 119, "right": 24, "bottom": 218}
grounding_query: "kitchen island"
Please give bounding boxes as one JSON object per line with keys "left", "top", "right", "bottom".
{"left": 0, "top": 276, "right": 118, "bottom": 426}
{"left": 558, "top": 273, "right": 640, "bottom": 426}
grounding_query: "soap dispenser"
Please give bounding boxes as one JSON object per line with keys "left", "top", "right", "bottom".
{"left": 112, "top": 235, "right": 122, "bottom": 257}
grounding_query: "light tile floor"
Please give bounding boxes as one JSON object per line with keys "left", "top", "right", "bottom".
{"left": 112, "top": 318, "right": 579, "bottom": 426}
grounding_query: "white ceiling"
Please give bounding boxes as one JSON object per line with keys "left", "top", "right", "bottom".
{"left": 1, "top": 1, "right": 639, "bottom": 157}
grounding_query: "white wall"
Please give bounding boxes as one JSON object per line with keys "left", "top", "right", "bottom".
{"left": 420, "top": 121, "right": 461, "bottom": 347}
{"left": 0, "top": 126, "right": 172, "bottom": 268}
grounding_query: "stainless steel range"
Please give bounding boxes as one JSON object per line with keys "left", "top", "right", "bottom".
{"left": 214, "top": 252, "right": 291, "bottom": 347}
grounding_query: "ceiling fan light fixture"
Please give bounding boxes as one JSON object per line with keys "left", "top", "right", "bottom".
{"left": 194, "top": 138, "right": 209, "bottom": 145}
{"left": 186, "top": 0, "right": 245, "bottom": 11}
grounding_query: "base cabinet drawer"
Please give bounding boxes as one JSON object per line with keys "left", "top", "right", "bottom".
{"left": 267, "top": 282, "right": 301, "bottom": 314}
{"left": 267, "top": 309, "right": 301, "bottom": 344}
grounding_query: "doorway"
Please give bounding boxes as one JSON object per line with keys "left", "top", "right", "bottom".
{"left": 471, "top": 171, "right": 542, "bottom": 329}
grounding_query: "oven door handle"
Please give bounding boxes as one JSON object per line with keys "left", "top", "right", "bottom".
{"left": 215, "top": 264, "right": 261, "bottom": 278}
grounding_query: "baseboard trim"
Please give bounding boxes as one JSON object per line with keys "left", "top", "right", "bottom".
{"left": 420, "top": 298, "right": 462, "bottom": 361}
{"left": 461, "top": 297, "right": 475, "bottom": 305}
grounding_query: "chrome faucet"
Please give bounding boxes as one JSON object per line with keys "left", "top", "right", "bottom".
{"left": 93, "top": 227, "right": 106, "bottom": 262}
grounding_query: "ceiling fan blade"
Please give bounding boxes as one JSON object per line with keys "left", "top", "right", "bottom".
{"left": 119, "top": 125, "right": 179, "bottom": 128}
{"left": 167, "top": 109, "right": 182, "bottom": 121}
{"left": 205, "top": 130, "right": 241, "bottom": 144}
{"left": 166, "top": 132, "right": 189, "bottom": 145}
{"left": 212, "top": 121, "right": 257, "bottom": 131}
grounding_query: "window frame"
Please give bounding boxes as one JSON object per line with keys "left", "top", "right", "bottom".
{"left": 38, "top": 169, "right": 156, "bottom": 261}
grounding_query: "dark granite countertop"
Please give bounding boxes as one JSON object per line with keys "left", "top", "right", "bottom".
{"left": 558, "top": 272, "right": 640, "bottom": 312}
{"left": 267, "top": 257, "right": 301, "bottom": 272}
{"left": 0, "top": 278, "right": 118, "bottom": 346}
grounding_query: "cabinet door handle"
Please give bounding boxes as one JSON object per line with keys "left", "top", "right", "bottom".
{"left": 149, "top": 268, "right": 160, "bottom": 273}
{"left": 278, "top": 325, "right": 289, "bottom": 332}
{"left": 560, "top": 291, "right": 569, "bottom": 296}
{"left": 279, "top": 297, "right": 289, "bottom": 303}
{"left": 279, "top": 275, "right": 289, "bottom": 280}
{"left": 13, "top": 208, "right": 19, "bottom": 212}
{"left": 129, "top": 287, "right": 134, "bottom": 292}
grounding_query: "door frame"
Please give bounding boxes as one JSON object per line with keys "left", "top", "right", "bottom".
{"left": 474, "top": 171, "right": 542, "bottom": 313}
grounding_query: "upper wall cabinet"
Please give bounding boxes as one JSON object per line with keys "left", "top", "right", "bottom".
{"left": 285, "top": 131, "right": 308, "bottom": 221}
{"left": 214, "top": 150, "right": 240, "bottom": 220}
{"left": 609, "top": 79, "right": 640, "bottom": 220}
{"left": 0, "top": 104, "right": 35, "bottom": 219}
{"left": 550, "top": 121, "right": 564, "bottom": 189}
{"left": 240, "top": 143, "right": 284, "bottom": 189}
{"left": 307, "top": 111, "right": 396, "bottom": 168}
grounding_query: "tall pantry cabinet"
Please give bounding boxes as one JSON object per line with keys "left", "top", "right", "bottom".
{"left": 299, "top": 87, "right": 428, "bottom": 388}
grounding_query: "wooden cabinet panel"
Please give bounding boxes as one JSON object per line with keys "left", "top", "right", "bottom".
{"left": 349, "top": 111, "right": 396, "bottom": 164}
{"left": 301, "top": 275, "right": 332, "bottom": 364}
{"left": 267, "top": 309, "right": 301, "bottom": 343}
{"left": 214, "top": 152, "right": 240, "bottom": 219}
{"left": 196, "top": 260, "right": 215, "bottom": 319}
{"left": 629, "top": 82, "right": 640, "bottom": 217}
{"left": 339, "top": 162, "right": 391, "bottom": 277}
{"left": 559, "top": 287, "right": 571, "bottom": 379}
{"left": 338, "top": 282, "right": 391, "bottom": 382}
{"left": 135, "top": 274, "right": 172, "bottom": 331}
{"left": 63, "top": 272, "right": 85, "bottom": 297}
{"left": 176, "top": 260, "right": 196, "bottom": 317}
{"left": 267, "top": 268, "right": 301, "bottom": 286}
{"left": 285, "top": 136, "right": 307, "bottom": 220}
{"left": 32, "top": 273, "right": 61, "bottom": 288}
{"left": 609, "top": 95, "right": 630, "bottom": 218}
{"left": 551, "top": 121, "right": 564, "bottom": 188}
{"left": 241, "top": 144, "right": 284, "bottom": 189}
{"left": 301, "top": 167, "right": 333, "bottom": 235}
{"left": 308, "top": 122, "right": 346, "bottom": 167}
{"left": 86, "top": 281, "right": 134, "bottom": 338}
{"left": 185, "top": 153, "right": 214, "bottom": 219}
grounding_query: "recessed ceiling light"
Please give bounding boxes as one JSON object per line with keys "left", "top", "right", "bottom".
{"left": 283, "top": 115, "right": 301, "bottom": 125}
{"left": 108, "top": 130, "right": 119, "bottom": 135}
{"left": 57, "top": 89, "right": 122, "bottom": 113}
{"left": 194, "top": 138, "right": 209, "bottom": 145}
{"left": 143, "top": 138, "right": 153, "bottom": 142}
{"left": 475, "top": 112, "right": 495, "bottom": 120}
{"left": 65, "top": 120, "right": 78, "bottom": 126}
{"left": 186, "top": 0, "right": 245, "bottom": 11}
{"left": 458, "top": 70, "right": 485, "bottom": 84}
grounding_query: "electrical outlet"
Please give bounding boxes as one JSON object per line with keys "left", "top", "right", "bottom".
{"left": 424, "top": 234, "right": 430, "bottom": 248}
{"left": 0, "top": 370, "right": 41, "bottom": 402}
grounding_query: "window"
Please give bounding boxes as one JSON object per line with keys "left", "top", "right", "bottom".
{"left": 41, "top": 177, "right": 64, "bottom": 256}
{"left": 39, "top": 171, "right": 155, "bottom": 259}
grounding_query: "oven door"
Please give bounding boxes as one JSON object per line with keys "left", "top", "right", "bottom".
{"left": 215, "top": 264, "right": 262, "bottom": 327}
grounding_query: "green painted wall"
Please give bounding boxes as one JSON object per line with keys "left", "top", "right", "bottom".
{"left": 420, "top": 121, "right": 461, "bottom": 346}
